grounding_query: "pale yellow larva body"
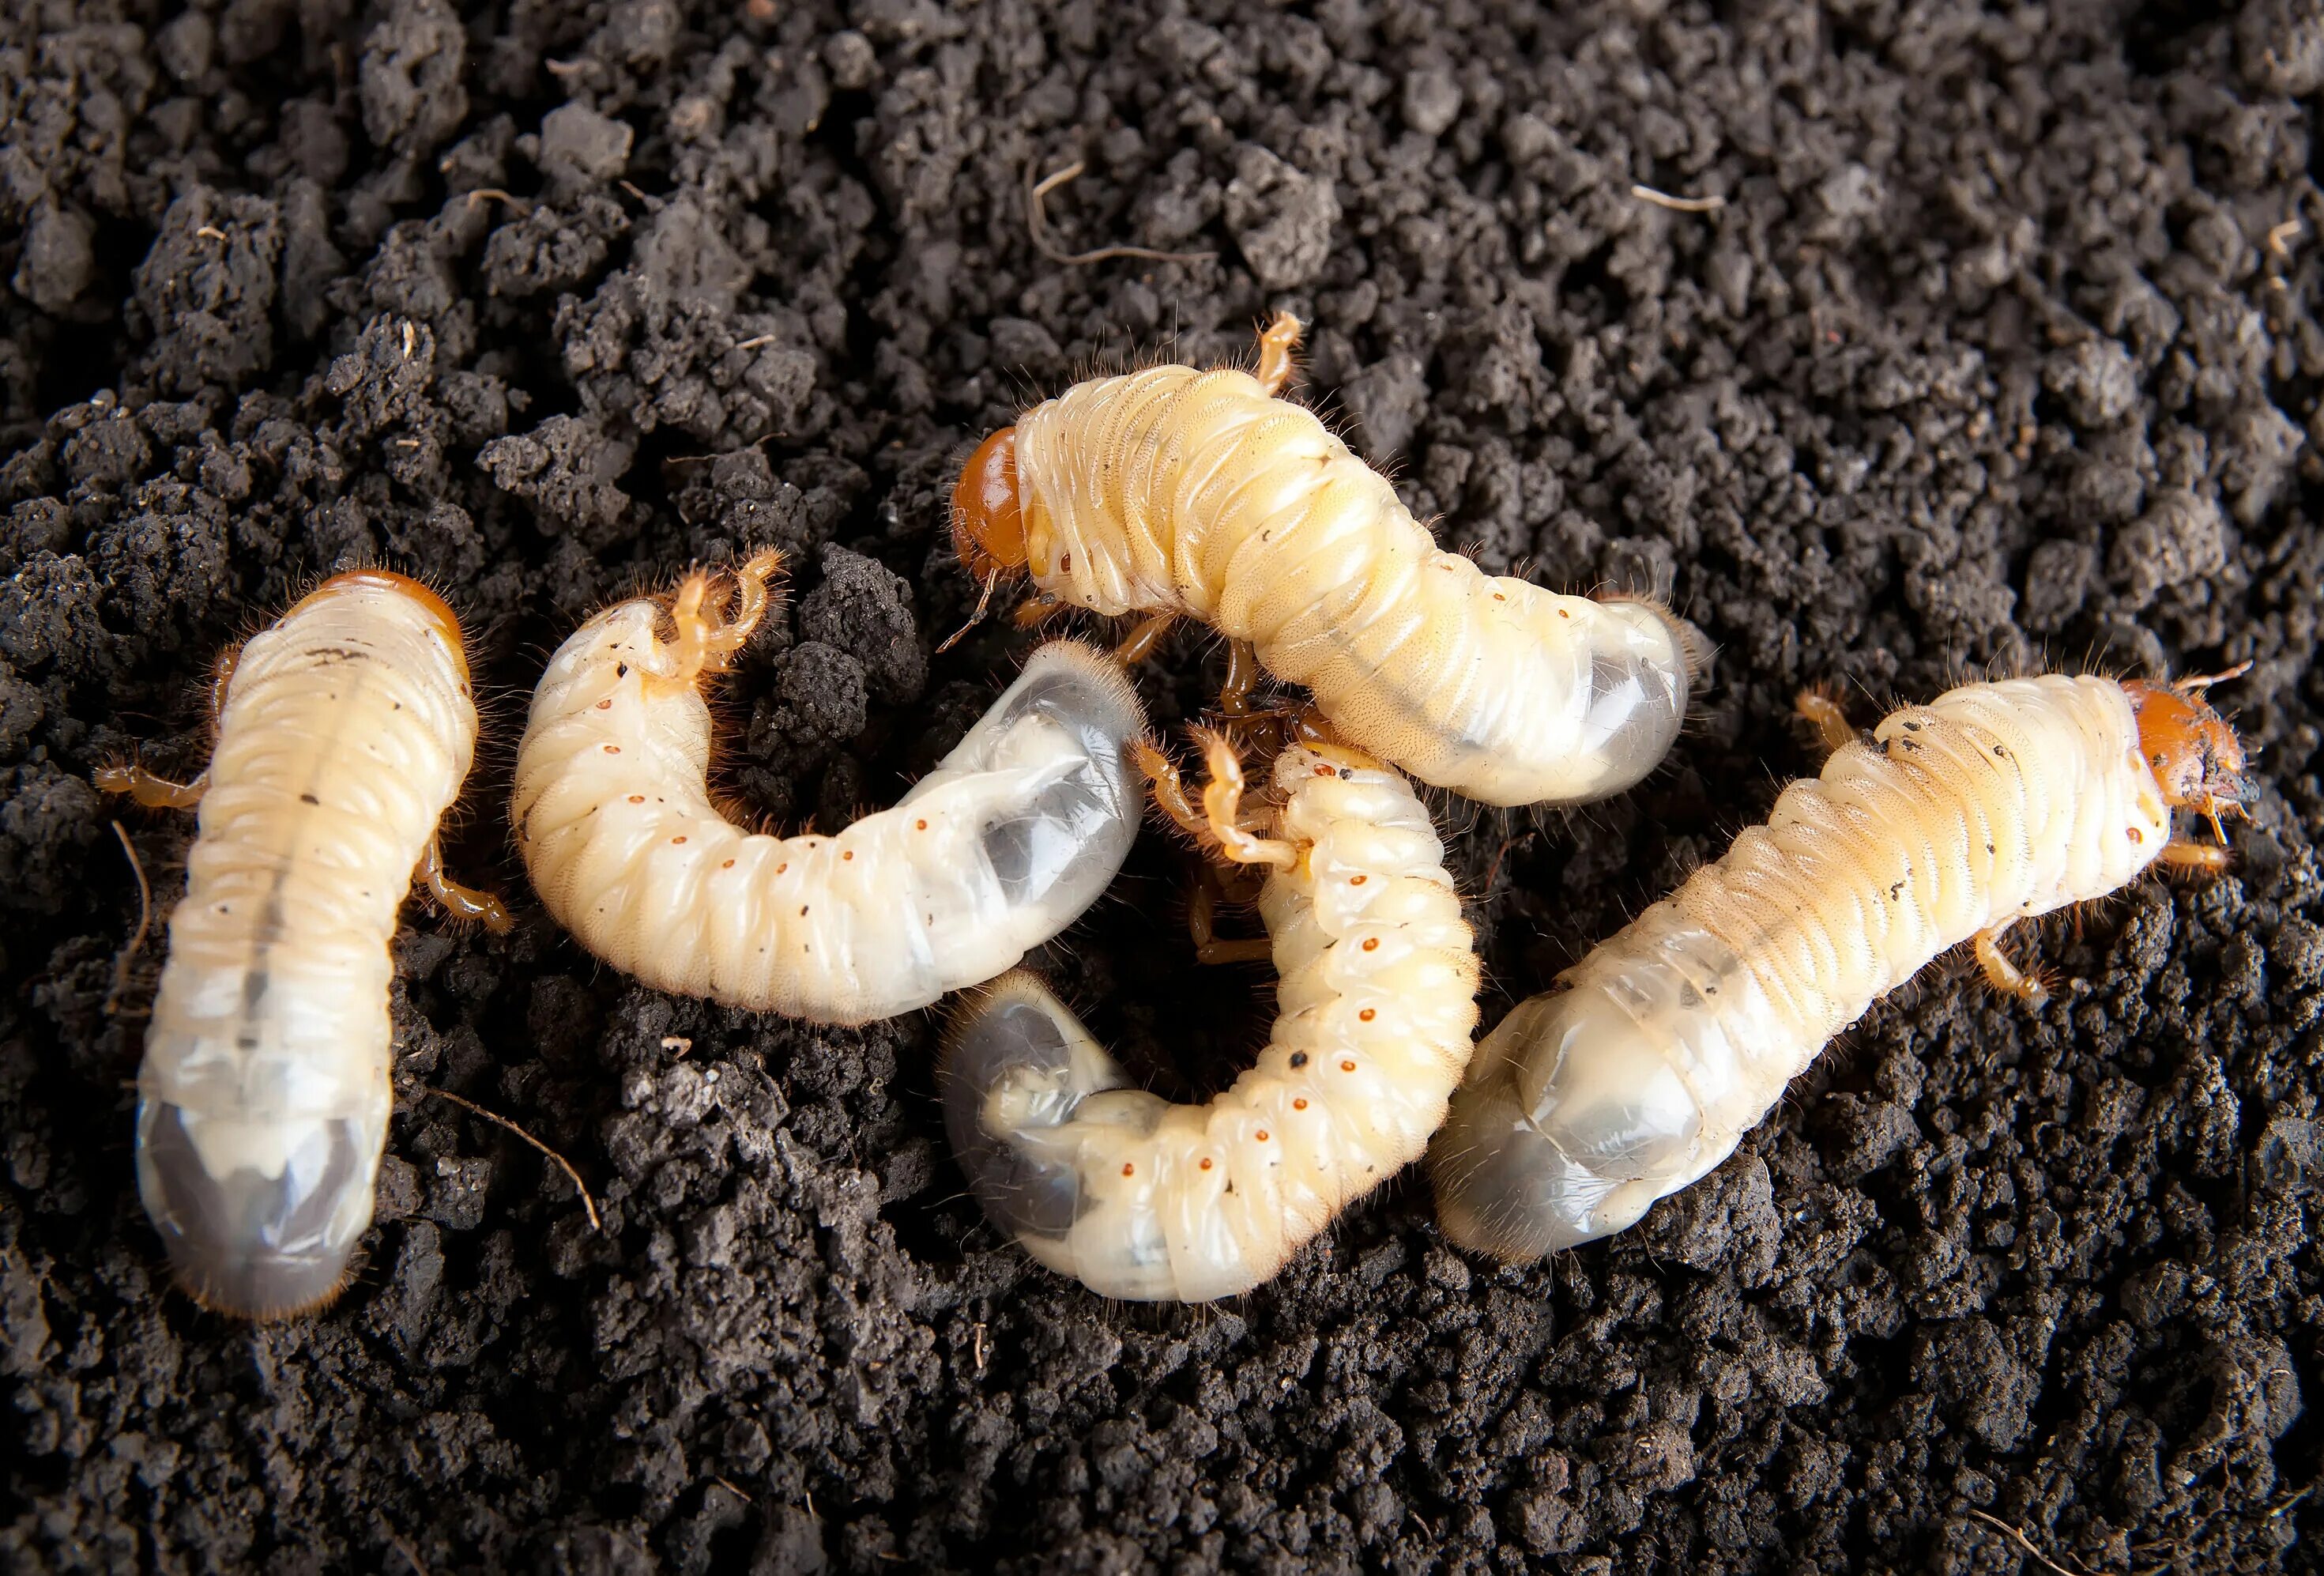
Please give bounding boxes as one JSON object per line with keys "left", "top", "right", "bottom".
{"left": 126, "top": 572, "right": 484, "bottom": 1318}
{"left": 511, "top": 564, "right": 1148, "bottom": 1025}
{"left": 1429, "top": 675, "right": 2189, "bottom": 1261}
{"left": 1001, "top": 356, "right": 1690, "bottom": 806}
{"left": 941, "top": 743, "right": 1480, "bottom": 1301}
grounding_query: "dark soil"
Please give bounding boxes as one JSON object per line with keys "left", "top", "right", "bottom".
{"left": 3, "top": 0, "right": 2321, "bottom": 1570}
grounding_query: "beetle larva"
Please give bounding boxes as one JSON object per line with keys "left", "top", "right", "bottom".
{"left": 1429, "top": 672, "right": 2253, "bottom": 1261}
{"left": 940, "top": 730, "right": 1480, "bottom": 1300}
{"left": 949, "top": 315, "right": 1695, "bottom": 807}
{"left": 96, "top": 571, "right": 507, "bottom": 1319}
{"left": 512, "top": 550, "right": 1149, "bottom": 1025}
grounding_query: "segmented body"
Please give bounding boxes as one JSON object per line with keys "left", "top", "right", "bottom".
{"left": 513, "top": 605, "right": 1147, "bottom": 1025}
{"left": 1430, "top": 676, "right": 2183, "bottom": 1261}
{"left": 1004, "top": 361, "right": 1689, "bottom": 805}
{"left": 942, "top": 744, "right": 1480, "bottom": 1300}
{"left": 131, "top": 572, "right": 481, "bottom": 1318}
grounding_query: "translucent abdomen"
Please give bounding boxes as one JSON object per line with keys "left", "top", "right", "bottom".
{"left": 1432, "top": 676, "right": 2173, "bottom": 1260}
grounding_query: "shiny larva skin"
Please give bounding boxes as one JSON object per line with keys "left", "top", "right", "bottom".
{"left": 136, "top": 575, "right": 480, "bottom": 1318}
{"left": 1430, "top": 676, "right": 2176, "bottom": 1261}
{"left": 513, "top": 622, "right": 1147, "bottom": 1026}
{"left": 1011, "top": 364, "right": 1689, "bottom": 805}
{"left": 942, "top": 745, "right": 1481, "bottom": 1301}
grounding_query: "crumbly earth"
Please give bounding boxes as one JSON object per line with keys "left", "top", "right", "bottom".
{"left": 2, "top": 1, "right": 2320, "bottom": 1570}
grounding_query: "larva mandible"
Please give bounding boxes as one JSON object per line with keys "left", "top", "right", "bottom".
{"left": 97, "top": 571, "right": 508, "bottom": 1320}
{"left": 1428, "top": 672, "right": 2253, "bottom": 1262}
{"left": 950, "top": 315, "right": 1695, "bottom": 808}
{"left": 940, "top": 729, "right": 1481, "bottom": 1300}
{"left": 511, "top": 550, "right": 1150, "bottom": 1025}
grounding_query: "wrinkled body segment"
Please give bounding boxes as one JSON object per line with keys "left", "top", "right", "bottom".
{"left": 1432, "top": 674, "right": 2228, "bottom": 1261}
{"left": 943, "top": 744, "right": 1480, "bottom": 1300}
{"left": 130, "top": 573, "right": 481, "bottom": 1318}
{"left": 988, "top": 349, "right": 1691, "bottom": 806}
{"left": 512, "top": 575, "right": 1148, "bottom": 1025}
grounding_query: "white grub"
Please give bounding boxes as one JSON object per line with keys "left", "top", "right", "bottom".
{"left": 943, "top": 733, "right": 1479, "bottom": 1300}
{"left": 1431, "top": 673, "right": 2254, "bottom": 1261}
{"left": 512, "top": 551, "right": 1149, "bottom": 1025}
{"left": 100, "top": 571, "right": 502, "bottom": 1319}
{"left": 951, "top": 315, "right": 1697, "bottom": 807}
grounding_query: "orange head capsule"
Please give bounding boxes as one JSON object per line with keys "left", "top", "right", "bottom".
{"left": 952, "top": 428, "right": 1029, "bottom": 583}
{"left": 2125, "top": 673, "right": 2254, "bottom": 840}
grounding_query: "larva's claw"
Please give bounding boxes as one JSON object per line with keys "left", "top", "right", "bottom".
{"left": 1794, "top": 688, "right": 1858, "bottom": 757}
{"left": 1012, "top": 594, "right": 1064, "bottom": 631}
{"left": 2158, "top": 838, "right": 2234, "bottom": 874}
{"left": 421, "top": 839, "right": 514, "bottom": 934}
{"left": 1254, "top": 311, "right": 1303, "bottom": 397}
{"left": 1972, "top": 923, "right": 2049, "bottom": 1006}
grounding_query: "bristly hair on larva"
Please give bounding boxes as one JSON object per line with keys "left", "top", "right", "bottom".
{"left": 949, "top": 313, "right": 1703, "bottom": 809}
{"left": 939, "top": 724, "right": 1482, "bottom": 1301}
{"left": 511, "top": 550, "right": 1154, "bottom": 1027}
{"left": 1429, "top": 670, "right": 2255, "bottom": 1265}
{"left": 95, "top": 568, "right": 507, "bottom": 1321}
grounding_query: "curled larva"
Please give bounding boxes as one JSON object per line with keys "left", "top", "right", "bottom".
{"left": 96, "top": 570, "right": 507, "bottom": 1320}
{"left": 1429, "top": 672, "right": 2254, "bottom": 1261}
{"left": 940, "top": 733, "right": 1480, "bottom": 1300}
{"left": 512, "top": 551, "right": 1148, "bottom": 1025}
{"left": 951, "top": 315, "right": 1694, "bottom": 807}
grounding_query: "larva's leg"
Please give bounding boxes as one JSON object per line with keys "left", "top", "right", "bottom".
{"left": 1136, "top": 741, "right": 1213, "bottom": 842}
{"left": 420, "top": 838, "right": 514, "bottom": 934}
{"left": 1253, "top": 312, "right": 1303, "bottom": 397}
{"left": 1218, "top": 639, "right": 1261, "bottom": 718}
{"left": 1115, "top": 612, "right": 1177, "bottom": 665}
{"left": 1193, "top": 732, "right": 1299, "bottom": 870}
{"left": 1136, "top": 736, "right": 1297, "bottom": 868}
{"left": 659, "top": 549, "right": 785, "bottom": 684}
{"left": 1794, "top": 688, "right": 1859, "bottom": 757}
{"left": 2158, "top": 839, "right": 2232, "bottom": 873}
{"left": 657, "top": 571, "right": 718, "bottom": 681}
{"left": 95, "top": 762, "right": 210, "bottom": 809}
{"left": 1012, "top": 593, "right": 1065, "bottom": 630}
{"left": 709, "top": 549, "right": 783, "bottom": 658}
{"left": 96, "top": 639, "right": 246, "bottom": 809}
{"left": 1972, "top": 923, "right": 2051, "bottom": 1008}
{"left": 1188, "top": 866, "right": 1272, "bottom": 965}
